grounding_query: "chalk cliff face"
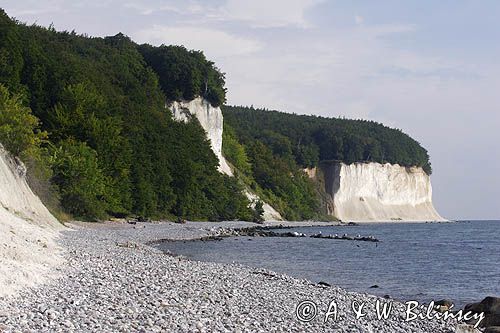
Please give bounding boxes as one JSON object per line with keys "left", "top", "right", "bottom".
{"left": 168, "top": 98, "right": 282, "bottom": 221}
{"left": 244, "top": 190, "right": 283, "bottom": 221}
{"left": 0, "top": 145, "right": 62, "bottom": 296}
{"left": 309, "top": 162, "right": 445, "bottom": 222}
{"left": 0, "top": 145, "right": 61, "bottom": 229}
{"left": 169, "top": 97, "right": 233, "bottom": 176}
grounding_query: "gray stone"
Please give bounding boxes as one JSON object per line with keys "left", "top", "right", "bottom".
{"left": 484, "top": 327, "right": 500, "bottom": 333}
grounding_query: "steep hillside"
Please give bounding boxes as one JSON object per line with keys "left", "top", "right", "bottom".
{"left": 0, "top": 145, "right": 62, "bottom": 296}
{"left": 0, "top": 9, "right": 252, "bottom": 221}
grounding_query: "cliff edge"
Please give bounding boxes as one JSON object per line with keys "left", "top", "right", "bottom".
{"left": 309, "top": 162, "right": 445, "bottom": 222}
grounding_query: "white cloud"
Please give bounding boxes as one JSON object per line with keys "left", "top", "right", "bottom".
{"left": 132, "top": 25, "right": 262, "bottom": 59}
{"left": 123, "top": 3, "right": 155, "bottom": 15}
{"left": 4, "top": 0, "right": 68, "bottom": 17}
{"left": 123, "top": 1, "right": 204, "bottom": 16}
{"left": 366, "top": 23, "right": 417, "bottom": 36}
{"left": 121, "top": 0, "right": 324, "bottom": 28}
{"left": 218, "top": 0, "right": 324, "bottom": 28}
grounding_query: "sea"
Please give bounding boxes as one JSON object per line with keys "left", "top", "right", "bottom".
{"left": 156, "top": 220, "right": 500, "bottom": 309}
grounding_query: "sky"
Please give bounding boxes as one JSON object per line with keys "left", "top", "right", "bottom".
{"left": 3, "top": 0, "right": 500, "bottom": 220}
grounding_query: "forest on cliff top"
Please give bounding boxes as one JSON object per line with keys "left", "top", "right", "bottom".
{"left": 0, "top": 9, "right": 431, "bottom": 221}
{"left": 223, "top": 106, "right": 431, "bottom": 173}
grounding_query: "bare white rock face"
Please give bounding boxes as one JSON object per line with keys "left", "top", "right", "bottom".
{"left": 244, "top": 190, "right": 283, "bottom": 221}
{"left": 309, "top": 162, "right": 445, "bottom": 222}
{"left": 0, "top": 145, "right": 63, "bottom": 296}
{"left": 169, "top": 97, "right": 233, "bottom": 176}
{"left": 168, "top": 97, "right": 283, "bottom": 221}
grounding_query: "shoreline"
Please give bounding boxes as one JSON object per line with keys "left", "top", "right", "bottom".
{"left": 0, "top": 221, "right": 462, "bottom": 332}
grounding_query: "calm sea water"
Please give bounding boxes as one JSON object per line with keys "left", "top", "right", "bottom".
{"left": 157, "top": 220, "right": 500, "bottom": 308}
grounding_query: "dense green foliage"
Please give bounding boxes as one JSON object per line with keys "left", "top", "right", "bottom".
{"left": 138, "top": 44, "right": 226, "bottom": 106}
{"left": 50, "top": 139, "right": 111, "bottom": 220}
{"left": 223, "top": 106, "right": 432, "bottom": 174}
{"left": 0, "top": 9, "right": 250, "bottom": 221}
{"left": 223, "top": 123, "right": 320, "bottom": 220}
{"left": 246, "top": 141, "right": 320, "bottom": 220}
{"left": 0, "top": 84, "right": 46, "bottom": 156}
{"left": 222, "top": 124, "right": 252, "bottom": 176}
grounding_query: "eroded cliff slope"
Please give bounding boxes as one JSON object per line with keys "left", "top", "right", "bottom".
{"left": 0, "top": 145, "right": 63, "bottom": 296}
{"left": 170, "top": 97, "right": 233, "bottom": 175}
{"left": 309, "top": 162, "right": 445, "bottom": 222}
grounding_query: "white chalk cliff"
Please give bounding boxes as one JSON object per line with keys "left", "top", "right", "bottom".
{"left": 169, "top": 97, "right": 233, "bottom": 176}
{"left": 168, "top": 97, "right": 282, "bottom": 221}
{"left": 0, "top": 144, "right": 63, "bottom": 296}
{"left": 309, "top": 162, "right": 445, "bottom": 222}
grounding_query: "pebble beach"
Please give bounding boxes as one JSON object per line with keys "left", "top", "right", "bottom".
{"left": 0, "top": 221, "right": 459, "bottom": 332}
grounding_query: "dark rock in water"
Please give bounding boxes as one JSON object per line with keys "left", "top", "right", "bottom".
{"left": 318, "top": 281, "right": 331, "bottom": 287}
{"left": 465, "top": 301, "right": 483, "bottom": 314}
{"left": 200, "top": 236, "right": 224, "bottom": 241}
{"left": 465, "top": 296, "right": 500, "bottom": 328}
{"left": 280, "top": 231, "right": 307, "bottom": 237}
{"left": 369, "top": 285, "right": 379, "bottom": 289}
{"left": 482, "top": 297, "right": 500, "bottom": 315}
{"left": 484, "top": 327, "right": 500, "bottom": 333}
{"left": 310, "top": 233, "right": 379, "bottom": 242}
{"left": 465, "top": 296, "right": 500, "bottom": 315}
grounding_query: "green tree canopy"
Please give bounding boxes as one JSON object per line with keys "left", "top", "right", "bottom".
{"left": 0, "top": 83, "right": 46, "bottom": 156}
{"left": 223, "top": 105, "right": 432, "bottom": 174}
